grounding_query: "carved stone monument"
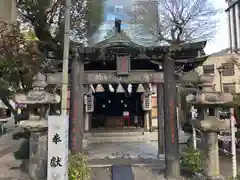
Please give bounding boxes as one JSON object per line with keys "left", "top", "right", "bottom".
{"left": 14, "top": 72, "right": 60, "bottom": 180}
{"left": 185, "top": 73, "right": 233, "bottom": 180}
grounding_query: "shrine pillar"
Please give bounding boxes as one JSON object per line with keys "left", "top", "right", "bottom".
{"left": 157, "top": 83, "right": 164, "bottom": 155}
{"left": 144, "top": 111, "right": 150, "bottom": 131}
{"left": 163, "top": 52, "right": 181, "bottom": 179}
{"left": 84, "top": 112, "right": 90, "bottom": 132}
{"left": 69, "top": 48, "right": 84, "bottom": 153}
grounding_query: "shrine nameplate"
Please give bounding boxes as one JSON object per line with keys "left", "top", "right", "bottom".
{"left": 46, "top": 71, "right": 164, "bottom": 84}
{"left": 85, "top": 71, "right": 164, "bottom": 84}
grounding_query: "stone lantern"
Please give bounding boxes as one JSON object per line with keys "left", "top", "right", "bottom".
{"left": 14, "top": 72, "right": 60, "bottom": 180}
{"left": 185, "top": 74, "right": 233, "bottom": 180}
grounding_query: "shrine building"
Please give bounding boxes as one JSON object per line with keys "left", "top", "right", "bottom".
{"left": 46, "top": 19, "right": 208, "bottom": 136}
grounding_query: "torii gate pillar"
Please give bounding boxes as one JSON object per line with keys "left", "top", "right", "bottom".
{"left": 163, "top": 53, "right": 181, "bottom": 179}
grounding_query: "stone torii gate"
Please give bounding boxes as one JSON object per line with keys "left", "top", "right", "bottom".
{"left": 47, "top": 20, "right": 208, "bottom": 179}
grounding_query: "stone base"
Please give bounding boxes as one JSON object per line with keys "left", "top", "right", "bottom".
{"left": 194, "top": 173, "right": 225, "bottom": 180}
{"left": 165, "top": 175, "right": 185, "bottom": 180}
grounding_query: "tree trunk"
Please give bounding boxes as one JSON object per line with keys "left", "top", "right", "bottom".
{"left": 0, "top": 95, "right": 17, "bottom": 116}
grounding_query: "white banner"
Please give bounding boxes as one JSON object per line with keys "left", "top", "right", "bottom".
{"left": 48, "top": 115, "right": 69, "bottom": 180}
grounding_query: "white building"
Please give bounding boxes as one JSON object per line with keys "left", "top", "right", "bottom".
{"left": 226, "top": 0, "right": 240, "bottom": 52}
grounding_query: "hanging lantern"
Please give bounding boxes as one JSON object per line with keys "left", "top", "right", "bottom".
{"left": 142, "top": 93, "right": 152, "bottom": 111}
{"left": 95, "top": 84, "right": 105, "bottom": 92}
{"left": 85, "top": 94, "right": 94, "bottom": 113}
{"left": 116, "top": 84, "right": 125, "bottom": 93}
{"left": 136, "top": 84, "right": 145, "bottom": 93}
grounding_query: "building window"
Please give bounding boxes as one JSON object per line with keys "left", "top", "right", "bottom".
{"left": 223, "top": 83, "right": 236, "bottom": 94}
{"left": 203, "top": 65, "right": 214, "bottom": 75}
{"left": 222, "top": 63, "right": 235, "bottom": 76}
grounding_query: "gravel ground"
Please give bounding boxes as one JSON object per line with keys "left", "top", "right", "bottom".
{"left": 91, "top": 167, "right": 111, "bottom": 180}
{"left": 132, "top": 166, "right": 167, "bottom": 180}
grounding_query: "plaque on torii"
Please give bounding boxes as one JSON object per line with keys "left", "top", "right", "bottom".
{"left": 117, "top": 55, "right": 130, "bottom": 76}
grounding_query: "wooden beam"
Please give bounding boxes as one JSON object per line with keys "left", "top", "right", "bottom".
{"left": 46, "top": 71, "right": 164, "bottom": 84}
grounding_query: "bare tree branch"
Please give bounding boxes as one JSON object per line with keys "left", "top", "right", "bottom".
{"left": 127, "top": 0, "right": 220, "bottom": 47}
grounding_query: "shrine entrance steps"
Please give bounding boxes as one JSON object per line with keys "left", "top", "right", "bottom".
{"left": 90, "top": 164, "right": 165, "bottom": 180}
{"left": 84, "top": 128, "right": 149, "bottom": 144}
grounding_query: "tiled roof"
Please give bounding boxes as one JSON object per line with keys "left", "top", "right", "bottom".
{"left": 209, "top": 48, "right": 231, "bottom": 57}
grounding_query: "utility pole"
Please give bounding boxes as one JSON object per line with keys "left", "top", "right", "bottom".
{"left": 61, "top": 0, "right": 71, "bottom": 116}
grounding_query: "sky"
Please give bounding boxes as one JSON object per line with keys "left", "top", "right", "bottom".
{"left": 204, "top": 0, "right": 229, "bottom": 54}
{"left": 101, "top": 0, "right": 229, "bottom": 55}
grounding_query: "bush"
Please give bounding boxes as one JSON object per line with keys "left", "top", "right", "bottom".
{"left": 180, "top": 146, "right": 203, "bottom": 174}
{"left": 230, "top": 174, "right": 240, "bottom": 180}
{"left": 68, "top": 153, "right": 90, "bottom": 180}
{"left": 14, "top": 140, "right": 29, "bottom": 160}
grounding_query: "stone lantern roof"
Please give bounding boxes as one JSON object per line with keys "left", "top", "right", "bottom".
{"left": 15, "top": 72, "right": 60, "bottom": 104}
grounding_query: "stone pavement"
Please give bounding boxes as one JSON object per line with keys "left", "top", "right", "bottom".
{"left": 85, "top": 130, "right": 190, "bottom": 144}
{"left": 0, "top": 129, "right": 24, "bottom": 158}
{"left": 0, "top": 153, "right": 29, "bottom": 180}
{"left": 91, "top": 165, "right": 185, "bottom": 180}
{"left": 87, "top": 141, "right": 240, "bottom": 179}
{"left": 0, "top": 129, "right": 28, "bottom": 180}
{"left": 86, "top": 142, "right": 186, "bottom": 162}
{"left": 0, "top": 141, "right": 239, "bottom": 180}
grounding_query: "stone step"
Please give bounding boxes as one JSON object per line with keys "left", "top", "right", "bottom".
{"left": 86, "top": 131, "right": 145, "bottom": 137}
{"left": 85, "top": 135, "right": 149, "bottom": 143}
{"left": 88, "top": 158, "right": 165, "bottom": 167}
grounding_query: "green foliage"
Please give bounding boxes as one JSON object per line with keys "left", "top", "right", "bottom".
{"left": 23, "top": 30, "right": 39, "bottom": 41}
{"left": 68, "top": 153, "right": 90, "bottom": 180}
{"left": 17, "top": 0, "right": 104, "bottom": 45}
{"left": 0, "top": 21, "right": 42, "bottom": 108}
{"left": 14, "top": 140, "right": 29, "bottom": 160}
{"left": 180, "top": 145, "right": 203, "bottom": 174}
{"left": 229, "top": 174, "right": 240, "bottom": 180}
